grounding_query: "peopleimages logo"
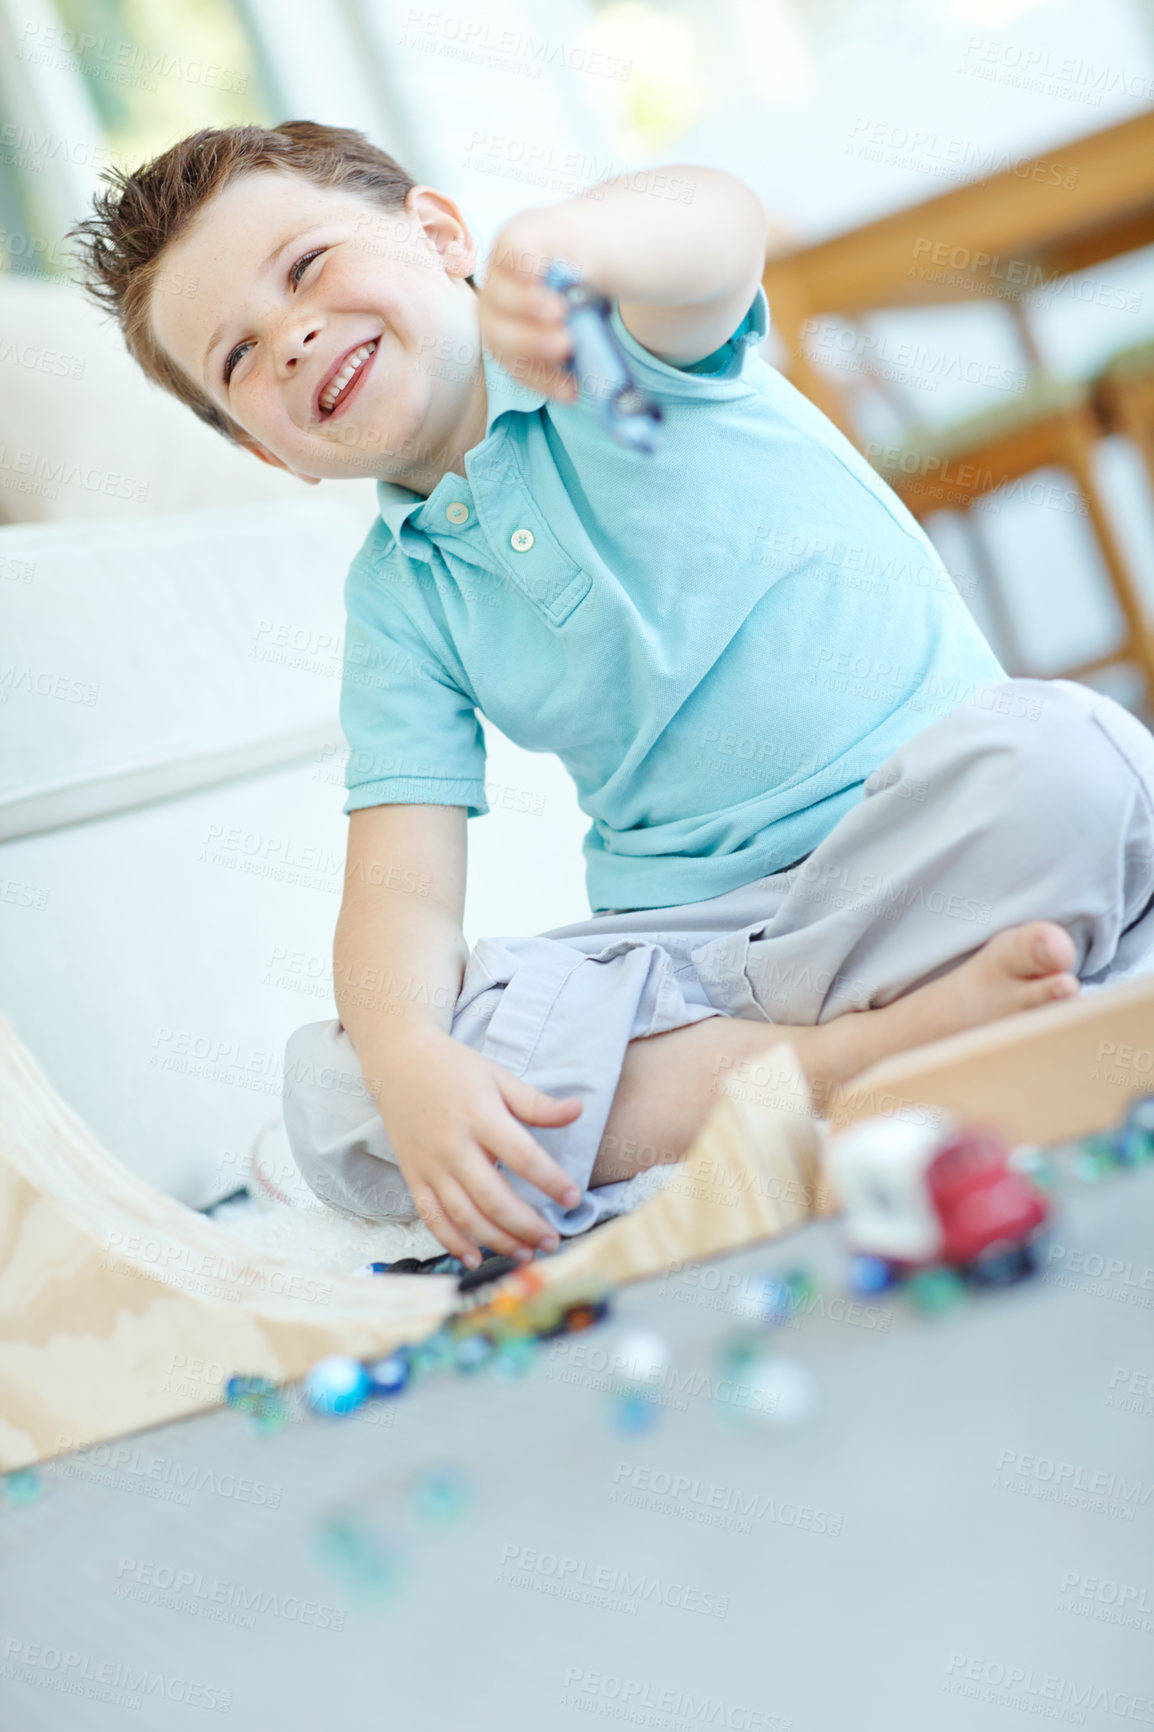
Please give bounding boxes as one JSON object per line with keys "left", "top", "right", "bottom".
{"left": 1108, "top": 1365, "right": 1154, "bottom": 1417}
{"left": 114, "top": 1557, "right": 345, "bottom": 1631}
{"left": 1043, "top": 1242, "right": 1154, "bottom": 1309}
{"left": 610, "top": 1462, "right": 842, "bottom": 1538}
{"left": 944, "top": 1652, "right": 1154, "bottom": 1723}
{"left": 1, "top": 1636, "right": 231, "bottom": 1713}
{"left": 559, "top": 1667, "right": 791, "bottom": 1730}
{"left": 992, "top": 1448, "right": 1153, "bottom": 1521}
{"left": 497, "top": 1544, "right": 729, "bottom": 1618}
{"left": 1058, "top": 1570, "right": 1153, "bottom": 1634}
{"left": 53, "top": 1441, "right": 283, "bottom": 1510}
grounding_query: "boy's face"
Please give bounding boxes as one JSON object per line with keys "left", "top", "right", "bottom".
{"left": 150, "top": 170, "right": 484, "bottom": 486}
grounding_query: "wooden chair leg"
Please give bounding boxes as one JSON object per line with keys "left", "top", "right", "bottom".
{"left": 1112, "top": 390, "right": 1154, "bottom": 512}
{"left": 1057, "top": 417, "right": 1154, "bottom": 696}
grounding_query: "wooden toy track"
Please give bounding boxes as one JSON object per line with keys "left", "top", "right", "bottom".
{"left": 2, "top": 974, "right": 1152, "bottom": 1470}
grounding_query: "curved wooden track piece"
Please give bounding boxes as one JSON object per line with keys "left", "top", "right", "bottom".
{"left": 0, "top": 1016, "right": 457, "bottom": 1472}
{"left": 0, "top": 1025, "right": 830, "bottom": 1470}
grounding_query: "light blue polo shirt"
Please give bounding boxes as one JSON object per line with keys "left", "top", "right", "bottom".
{"left": 339, "top": 286, "right": 1004, "bottom": 913}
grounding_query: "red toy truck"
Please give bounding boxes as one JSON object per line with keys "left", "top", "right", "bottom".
{"left": 829, "top": 1115, "right": 1051, "bottom": 1284}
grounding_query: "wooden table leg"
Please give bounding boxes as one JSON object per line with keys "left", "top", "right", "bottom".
{"left": 1057, "top": 413, "right": 1154, "bottom": 697}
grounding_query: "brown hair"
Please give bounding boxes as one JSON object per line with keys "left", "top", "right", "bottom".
{"left": 70, "top": 120, "right": 470, "bottom": 446}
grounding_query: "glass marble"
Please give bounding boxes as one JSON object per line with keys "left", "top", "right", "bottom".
{"left": 453, "top": 1333, "right": 497, "bottom": 1374}
{"left": 2, "top": 1468, "right": 41, "bottom": 1507}
{"left": 303, "top": 1356, "right": 371, "bottom": 1416}
{"left": 609, "top": 1392, "right": 660, "bottom": 1434}
{"left": 366, "top": 1352, "right": 411, "bottom": 1397}
{"left": 318, "top": 1517, "right": 403, "bottom": 1599}
{"left": 409, "top": 1465, "right": 471, "bottom": 1525}
{"left": 906, "top": 1267, "right": 966, "bottom": 1315}
{"left": 848, "top": 1253, "right": 894, "bottom": 1296}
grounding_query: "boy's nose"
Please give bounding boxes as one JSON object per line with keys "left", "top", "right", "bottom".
{"left": 285, "top": 327, "right": 320, "bottom": 365}
{"left": 279, "top": 323, "right": 323, "bottom": 372}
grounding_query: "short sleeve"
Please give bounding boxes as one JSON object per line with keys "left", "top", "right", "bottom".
{"left": 340, "top": 551, "right": 488, "bottom": 818}
{"left": 606, "top": 284, "right": 770, "bottom": 393}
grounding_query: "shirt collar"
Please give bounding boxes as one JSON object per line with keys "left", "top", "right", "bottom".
{"left": 374, "top": 346, "right": 547, "bottom": 548}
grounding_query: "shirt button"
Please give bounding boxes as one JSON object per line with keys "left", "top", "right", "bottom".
{"left": 510, "top": 527, "right": 535, "bottom": 553}
{"left": 445, "top": 501, "right": 469, "bottom": 524}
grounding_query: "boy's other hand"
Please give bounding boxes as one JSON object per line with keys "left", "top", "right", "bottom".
{"left": 478, "top": 210, "right": 585, "bottom": 404}
{"left": 368, "top": 1025, "right": 584, "bottom": 1266}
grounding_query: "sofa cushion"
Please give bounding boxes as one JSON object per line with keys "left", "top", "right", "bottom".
{"left": 0, "top": 273, "right": 314, "bottom": 524}
{"left": 0, "top": 495, "right": 373, "bottom": 838}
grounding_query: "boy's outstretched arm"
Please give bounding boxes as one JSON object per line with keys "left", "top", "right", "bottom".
{"left": 480, "top": 165, "right": 769, "bottom": 400}
{"left": 334, "top": 804, "right": 582, "bottom": 1266}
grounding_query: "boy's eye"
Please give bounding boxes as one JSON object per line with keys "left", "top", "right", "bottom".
{"left": 221, "top": 250, "right": 326, "bottom": 384}
{"left": 223, "top": 340, "right": 252, "bottom": 384}
{"left": 290, "top": 248, "right": 325, "bottom": 287}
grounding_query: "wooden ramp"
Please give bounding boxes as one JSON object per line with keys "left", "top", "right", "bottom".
{"left": 2, "top": 975, "right": 1152, "bottom": 1469}
{"left": 0, "top": 1019, "right": 457, "bottom": 1472}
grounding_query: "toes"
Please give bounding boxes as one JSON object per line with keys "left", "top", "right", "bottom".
{"left": 1045, "top": 972, "right": 1081, "bottom": 1001}
{"left": 995, "top": 921, "right": 1078, "bottom": 980}
{"left": 1016, "top": 971, "right": 1081, "bottom": 1011}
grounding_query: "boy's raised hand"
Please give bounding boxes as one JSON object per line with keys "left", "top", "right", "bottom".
{"left": 477, "top": 209, "right": 586, "bottom": 404}
{"left": 370, "top": 1025, "right": 584, "bottom": 1267}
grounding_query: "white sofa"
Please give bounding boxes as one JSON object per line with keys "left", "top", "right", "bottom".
{"left": 0, "top": 493, "right": 590, "bottom": 1207}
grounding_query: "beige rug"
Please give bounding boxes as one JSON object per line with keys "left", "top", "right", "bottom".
{"left": 209, "top": 1115, "right": 675, "bottom": 1273}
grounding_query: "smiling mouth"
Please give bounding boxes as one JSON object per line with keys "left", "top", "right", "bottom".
{"left": 318, "top": 338, "right": 379, "bottom": 419}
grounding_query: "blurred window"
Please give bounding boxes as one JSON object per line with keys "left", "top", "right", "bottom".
{"left": 50, "top": 0, "right": 277, "bottom": 164}
{"left": 0, "top": 0, "right": 277, "bottom": 278}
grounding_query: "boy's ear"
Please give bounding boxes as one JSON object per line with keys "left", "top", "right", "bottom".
{"left": 405, "top": 184, "right": 477, "bottom": 281}
{"left": 240, "top": 439, "right": 321, "bottom": 486}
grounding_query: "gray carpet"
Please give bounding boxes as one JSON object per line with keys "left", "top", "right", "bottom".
{"left": 2, "top": 1167, "right": 1151, "bottom": 1732}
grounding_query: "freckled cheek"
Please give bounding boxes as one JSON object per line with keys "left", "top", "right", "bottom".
{"left": 245, "top": 380, "right": 303, "bottom": 440}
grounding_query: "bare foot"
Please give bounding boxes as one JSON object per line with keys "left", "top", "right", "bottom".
{"left": 880, "top": 920, "right": 1077, "bottom": 1038}
{"left": 591, "top": 921, "right": 1080, "bottom": 1184}
{"left": 814, "top": 920, "right": 1080, "bottom": 1094}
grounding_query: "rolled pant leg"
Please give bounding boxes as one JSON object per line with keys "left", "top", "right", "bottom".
{"left": 283, "top": 930, "right": 721, "bottom": 1233}
{"left": 692, "top": 677, "right": 1154, "bottom": 1026}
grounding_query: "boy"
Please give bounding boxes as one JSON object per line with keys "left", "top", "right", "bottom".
{"left": 74, "top": 122, "right": 1154, "bottom": 1270}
